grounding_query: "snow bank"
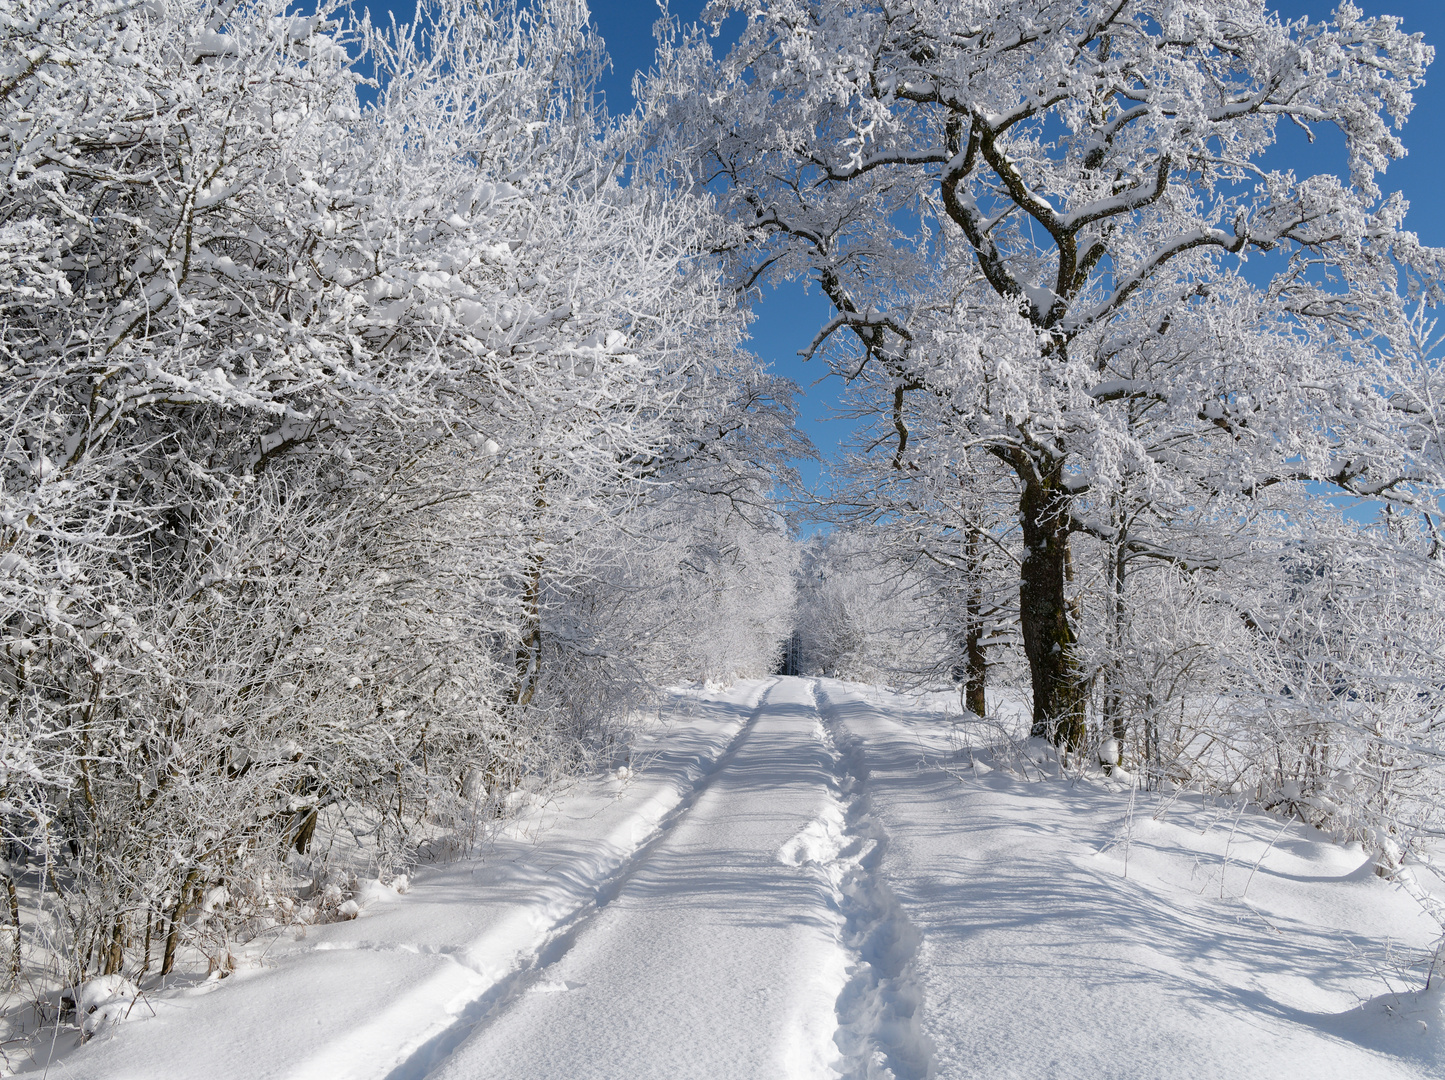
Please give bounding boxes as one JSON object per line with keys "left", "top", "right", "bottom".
{"left": 68, "top": 976, "right": 141, "bottom": 1041}
{"left": 1331, "top": 980, "right": 1445, "bottom": 1071}
{"left": 816, "top": 679, "right": 1444, "bottom": 1080}
{"left": 38, "top": 682, "right": 770, "bottom": 1080}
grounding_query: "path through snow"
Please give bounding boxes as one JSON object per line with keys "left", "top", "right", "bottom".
{"left": 422, "top": 676, "right": 850, "bottom": 1080}
{"left": 39, "top": 678, "right": 1445, "bottom": 1080}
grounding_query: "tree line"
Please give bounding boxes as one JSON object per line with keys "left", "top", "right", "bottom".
{"left": 725, "top": 0, "right": 1445, "bottom": 902}
{"left": 0, "top": 0, "right": 800, "bottom": 996}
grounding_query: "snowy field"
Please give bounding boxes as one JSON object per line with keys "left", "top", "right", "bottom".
{"left": 30, "top": 678, "right": 1444, "bottom": 1079}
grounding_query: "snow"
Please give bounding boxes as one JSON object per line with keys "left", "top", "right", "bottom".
{"left": 37, "top": 678, "right": 1444, "bottom": 1080}
{"left": 40, "top": 682, "right": 769, "bottom": 1079}
{"left": 423, "top": 677, "right": 847, "bottom": 1080}
{"left": 1335, "top": 982, "right": 1445, "bottom": 1069}
{"left": 68, "top": 976, "right": 140, "bottom": 1041}
{"left": 815, "top": 680, "right": 1443, "bottom": 1080}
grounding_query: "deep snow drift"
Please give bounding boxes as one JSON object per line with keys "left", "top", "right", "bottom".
{"left": 25, "top": 679, "right": 1443, "bottom": 1079}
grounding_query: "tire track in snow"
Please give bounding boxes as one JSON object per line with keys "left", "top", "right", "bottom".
{"left": 381, "top": 680, "right": 781, "bottom": 1080}
{"left": 803, "top": 681, "right": 936, "bottom": 1080}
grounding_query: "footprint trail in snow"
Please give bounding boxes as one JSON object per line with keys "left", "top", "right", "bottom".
{"left": 420, "top": 677, "right": 891, "bottom": 1080}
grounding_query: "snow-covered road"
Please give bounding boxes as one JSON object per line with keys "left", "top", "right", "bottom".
{"left": 424, "top": 677, "right": 849, "bottom": 1080}
{"left": 43, "top": 678, "right": 1444, "bottom": 1079}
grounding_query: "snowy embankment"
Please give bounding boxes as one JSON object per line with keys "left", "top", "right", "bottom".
{"left": 37, "top": 682, "right": 773, "bottom": 1080}
{"left": 41, "top": 679, "right": 1445, "bottom": 1079}
{"left": 815, "top": 680, "right": 1444, "bottom": 1080}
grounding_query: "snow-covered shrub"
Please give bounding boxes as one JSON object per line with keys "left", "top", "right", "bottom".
{"left": 0, "top": 0, "right": 771, "bottom": 997}
{"left": 1213, "top": 522, "right": 1445, "bottom": 861}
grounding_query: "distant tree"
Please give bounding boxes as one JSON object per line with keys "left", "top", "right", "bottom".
{"left": 825, "top": 384, "right": 1021, "bottom": 714}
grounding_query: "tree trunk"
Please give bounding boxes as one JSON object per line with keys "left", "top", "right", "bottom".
{"left": 102, "top": 918, "right": 125, "bottom": 976}
{"left": 1102, "top": 527, "right": 1128, "bottom": 766}
{"left": 3, "top": 875, "right": 18, "bottom": 990}
{"left": 1018, "top": 474, "right": 1087, "bottom": 748}
{"left": 510, "top": 465, "right": 548, "bottom": 712}
{"left": 510, "top": 551, "right": 543, "bottom": 709}
{"left": 292, "top": 805, "right": 318, "bottom": 854}
{"left": 964, "top": 524, "right": 988, "bottom": 717}
{"left": 161, "top": 869, "right": 200, "bottom": 976}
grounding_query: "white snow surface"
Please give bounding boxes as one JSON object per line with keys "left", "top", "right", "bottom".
{"left": 39, "top": 679, "right": 1444, "bottom": 1079}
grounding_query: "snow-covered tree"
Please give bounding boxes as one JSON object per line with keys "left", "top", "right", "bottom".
{"left": 0, "top": 0, "right": 778, "bottom": 986}
{"left": 1207, "top": 510, "right": 1445, "bottom": 853}
{"left": 793, "top": 530, "right": 941, "bottom": 683}
{"left": 822, "top": 380, "right": 1023, "bottom": 712}
{"left": 649, "top": 0, "right": 1445, "bottom": 747}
